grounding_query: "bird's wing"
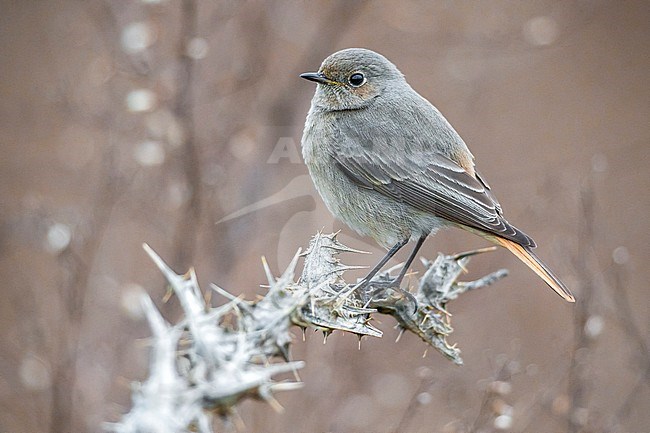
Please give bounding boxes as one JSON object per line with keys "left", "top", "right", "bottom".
{"left": 475, "top": 170, "right": 503, "bottom": 216}
{"left": 332, "top": 147, "right": 536, "bottom": 248}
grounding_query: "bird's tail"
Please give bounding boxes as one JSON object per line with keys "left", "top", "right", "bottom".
{"left": 493, "top": 237, "right": 575, "bottom": 302}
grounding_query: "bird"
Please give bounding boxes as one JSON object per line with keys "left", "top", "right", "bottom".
{"left": 300, "top": 48, "right": 574, "bottom": 302}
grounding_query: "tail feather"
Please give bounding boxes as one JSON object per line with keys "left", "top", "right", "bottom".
{"left": 494, "top": 237, "right": 575, "bottom": 302}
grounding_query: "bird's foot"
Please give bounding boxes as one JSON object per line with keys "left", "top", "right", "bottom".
{"left": 365, "top": 274, "right": 403, "bottom": 290}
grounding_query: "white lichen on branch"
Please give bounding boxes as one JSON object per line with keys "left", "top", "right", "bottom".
{"left": 107, "top": 232, "right": 507, "bottom": 432}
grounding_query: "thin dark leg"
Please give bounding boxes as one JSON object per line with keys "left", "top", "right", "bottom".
{"left": 394, "top": 236, "right": 427, "bottom": 286}
{"left": 360, "top": 238, "right": 408, "bottom": 284}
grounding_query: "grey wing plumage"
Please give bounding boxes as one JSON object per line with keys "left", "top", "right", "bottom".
{"left": 333, "top": 149, "right": 536, "bottom": 248}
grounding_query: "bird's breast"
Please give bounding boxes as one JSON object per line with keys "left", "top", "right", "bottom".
{"left": 300, "top": 108, "right": 444, "bottom": 247}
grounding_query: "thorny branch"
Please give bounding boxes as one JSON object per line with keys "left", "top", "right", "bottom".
{"left": 108, "top": 232, "right": 508, "bottom": 432}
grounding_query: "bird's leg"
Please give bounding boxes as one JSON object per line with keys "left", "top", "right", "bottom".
{"left": 357, "top": 238, "right": 408, "bottom": 287}
{"left": 393, "top": 236, "right": 427, "bottom": 287}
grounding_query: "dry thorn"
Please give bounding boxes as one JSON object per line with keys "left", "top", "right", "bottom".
{"left": 113, "top": 233, "right": 507, "bottom": 431}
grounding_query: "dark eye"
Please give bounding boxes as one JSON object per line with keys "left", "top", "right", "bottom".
{"left": 348, "top": 73, "right": 366, "bottom": 87}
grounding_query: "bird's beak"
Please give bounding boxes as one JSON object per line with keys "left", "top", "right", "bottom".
{"left": 300, "top": 72, "right": 334, "bottom": 85}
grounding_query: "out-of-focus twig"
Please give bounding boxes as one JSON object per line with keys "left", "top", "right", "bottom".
{"left": 604, "top": 265, "right": 650, "bottom": 432}
{"left": 469, "top": 358, "right": 517, "bottom": 433}
{"left": 567, "top": 183, "right": 602, "bottom": 433}
{"left": 50, "top": 145, "right": 126, "bottom": 433}
{"left": 392, "top": 371, "right": 437, "bottom": 433}
{"left": 171, "top": 0, "right": 202, "bottom": 271}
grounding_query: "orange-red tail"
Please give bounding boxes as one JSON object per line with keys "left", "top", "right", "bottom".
{"left": 494, "top": 237, "right": 575, "bottom": 302}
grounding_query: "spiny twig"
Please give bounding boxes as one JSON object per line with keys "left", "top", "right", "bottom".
{"left": 108, "top": 232, "right": 508, "bottom": 432}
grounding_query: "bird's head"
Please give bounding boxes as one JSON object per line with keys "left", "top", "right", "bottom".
{"left": 301, "top": 48, "right": 405, "bottom": 111}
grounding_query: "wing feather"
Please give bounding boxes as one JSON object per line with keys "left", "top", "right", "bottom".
{"left": 333, "top": 151, "right": 536, "bottom": 247}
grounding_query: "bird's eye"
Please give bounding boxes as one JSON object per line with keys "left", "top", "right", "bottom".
{"left": 348, "top": 73, "right": 366, "bottom": 87}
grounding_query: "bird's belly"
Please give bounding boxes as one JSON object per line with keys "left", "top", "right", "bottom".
{"left": 306, "top": 155, "right": 445, "bottom": 248}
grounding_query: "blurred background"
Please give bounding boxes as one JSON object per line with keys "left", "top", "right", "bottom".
{"left": 1, "top": 1, "right": 648, "bottom": 432}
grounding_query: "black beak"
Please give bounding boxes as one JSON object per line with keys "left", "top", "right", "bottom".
{"left": 300, "top": 72, "right": 331, "bottom": 84}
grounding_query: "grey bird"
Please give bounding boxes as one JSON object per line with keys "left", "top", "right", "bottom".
{"left": 300, "top": 48, "right": 574, "bottom": 302}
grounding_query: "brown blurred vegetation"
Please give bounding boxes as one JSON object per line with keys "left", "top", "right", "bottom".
{"left": 1, "top": 1, "right": 648, "bottom": 432}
